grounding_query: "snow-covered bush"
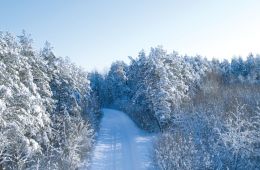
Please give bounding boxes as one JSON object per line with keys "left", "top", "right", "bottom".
{"left": 216, "top": 101, "right": 260, "bottom": 169}
{"left": 154, "top": 131, "right": 198, "bottom": 170}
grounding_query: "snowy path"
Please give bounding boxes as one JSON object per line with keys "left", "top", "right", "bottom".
{"left": 90, "top": 109, "right": 156, "bottom": 170}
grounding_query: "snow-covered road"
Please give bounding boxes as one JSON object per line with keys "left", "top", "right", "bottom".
{"left": 90, "top": 109, "right": 156, "bottom": 170}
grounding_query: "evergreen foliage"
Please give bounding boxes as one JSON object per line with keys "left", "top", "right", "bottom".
{"left": 0, "top": 31, "right": 100, "bottom": 170}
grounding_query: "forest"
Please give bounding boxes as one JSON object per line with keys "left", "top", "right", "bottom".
{"left": 90, "top": 48, "right": 260, "bottom": 169}
{"left": 1, "top": 31, "right": 260, "bottom": 169}
{"left": 0, "top": 32, "right": 101, "bottom": 169}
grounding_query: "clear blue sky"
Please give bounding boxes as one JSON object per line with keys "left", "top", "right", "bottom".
{"left": 1, "top": 0, "right": 260, "bottom": 71}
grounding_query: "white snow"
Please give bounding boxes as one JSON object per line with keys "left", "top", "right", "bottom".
{"left": 90, "top": 109, "right": 156, "bottom": 170}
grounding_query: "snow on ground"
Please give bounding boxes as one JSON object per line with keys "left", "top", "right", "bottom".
{"left": 90, "top": 108, "right": 156, "bottom": 170}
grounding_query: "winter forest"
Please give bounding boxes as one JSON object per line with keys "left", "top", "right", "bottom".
{"left": 0, "top": 31, "right": 260, "bottom": 170}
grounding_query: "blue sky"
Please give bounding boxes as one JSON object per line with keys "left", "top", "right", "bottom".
{"left": 1, "top": 0, "right": 260, "bottom": 71}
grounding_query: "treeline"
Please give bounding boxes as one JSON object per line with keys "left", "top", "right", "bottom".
{"left": 0, "top": 31, "right": 100, "bottom": 170}
{"left": 91, "top": 47, "right": 260, "bottom": 169}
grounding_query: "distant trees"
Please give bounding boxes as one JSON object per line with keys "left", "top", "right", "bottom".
{"left": 0, "top": 31, "right": 100, "bottom": 169}
{"left": 94, "top": 47, "right": 210, "bottom": 131}
{"left": 104, "top": 61, "right": 129, "bottom": 107}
